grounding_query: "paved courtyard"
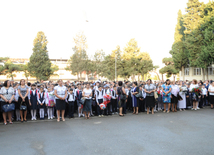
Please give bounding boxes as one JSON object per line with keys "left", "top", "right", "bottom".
{"left": 0, "top": 108, "right": 214, "bottom": 155}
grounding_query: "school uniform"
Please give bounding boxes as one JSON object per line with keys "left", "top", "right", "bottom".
{"left": 66, "top": 93, "right": 75, "bottom": 118}
{"left": 13, "top": 88, "right": 20, "bottom": 121}
{"left": 111, "top": 89, "right": 118, "bottom": 113}
{"left": 76, "top": 89, "right": 83, "bottom": 107}
{"left": 138, "top": 90, "right": 145, "bottom": 112}
{"left": 96, "top": 89, "right": 104, "bottom": 116}
{"left": 103, "top": 88, "right": 112, "bottom": 115}
{"left": 29, "top": 89, "right": 38, "bottom": 120}
{"left": 37, "top": 92, "right": 46, "bottom": 119}
{"left": 202, "top": 88, "right": 207, "bottom": 106}
{"left": 46, "top": 91, "right": 55, "bottom": 119}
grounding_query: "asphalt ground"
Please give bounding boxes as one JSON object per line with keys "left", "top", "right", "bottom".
{"left": 0, "top": 108, "right": 214, "bottom": 155}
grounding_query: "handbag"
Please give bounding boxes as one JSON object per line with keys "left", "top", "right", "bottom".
{"left": 20, "top": 101, "right": 27, "bottom": 111}
{"left": 47, "top": 93, "right": 54, "bottom": 107}
{"left": 120, "top": 88, "right": 127, "bottom": 101}
{"left": 2, "top": 103, "right": 15, "bottom": 112}
{"left": 80, "top": 97, "right": 86, "bottom": 105}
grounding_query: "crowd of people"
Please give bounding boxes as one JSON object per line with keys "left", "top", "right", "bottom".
{"left": 0, "top": 78, "right": 214, "bottom": 125}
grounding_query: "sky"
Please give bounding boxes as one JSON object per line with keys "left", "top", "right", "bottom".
{"left": 0, "top": 0, "right": 210, "bottom": 68}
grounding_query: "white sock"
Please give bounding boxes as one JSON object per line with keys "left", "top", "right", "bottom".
{"left": 49, "top": 108, "right": 53, "bottom": 118}
{"left": 31, "top": 110, "right": 34, "bottom": 119}
{"left": 40, "top": 109, "right": 44, "bottom": 118}
{"left": 16, "top": 109, "right": 20, "bottom": 120}
{"left": 33, "top": 110, "right": 36, "bottom": 119}
{"left": 47, "top": 108, "right": 50, "bottom": 118}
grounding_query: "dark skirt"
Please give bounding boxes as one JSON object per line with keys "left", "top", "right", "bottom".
{"left": 14, "top": 101, "right": 19, "bottom": 110}
{"left": 209, "top": 95, "right": 214, "bottom": 105}
{"left": 118, "top": 99, "right": 125, "bottom": 108}
{"left": 83, "top": 99, "right": 92, "bottom": 112}
{"left": 18, "top": 97, "right": 29, "bottom": 110}
{"left": 56, "top": 99, "right": 66, "bottom": 110}
{"left": 191, "top": 93, "right": 199, "bottom": 102}
{"left": 171, "top": 94, "right": 178, "bottom": 104}
{"left": 146, "top": 96, "right": 155, "bottom": 108}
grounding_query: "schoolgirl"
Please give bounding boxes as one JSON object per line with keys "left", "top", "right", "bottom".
{"left": 111, "top": 85, "right": 118, "bottom": 114}
{"left": 66, "top": 88, "right": 75, "bottom": 118}
{"left": 46, "top": 87, "right": 55, "bottom": 119}
{"left": 13, "top": 83, "right": 20, "bottom": 121}
{"left": 37, "top": 87, "right": 46, "bottom": 119}
{"left": 76, "top": 85, "right": 84, "bottom": 117}
{"left": 29, "top": 84, "right": 38, "bottom": 120}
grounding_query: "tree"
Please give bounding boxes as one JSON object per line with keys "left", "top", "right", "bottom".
{"left": 0, "top": 57, "right": 9, "bottom": 75}
{"left": 93, "top": 49, "right": 105, "bottom": 77}
{"left": 159, "top": 57, "right": 179, "bottom": 81}
{"left": 67, "top": 32, "right": 88, "bottom": 80}
{"left": 170, "top": 10, "right": 189, "bottom": 78}
{"left": 28, "top": 31, "right": 53, "bottom": 81}
{"left": 20, "top": 64, "right": 30, "bottom": 81}
{"left": 4, "top": 60, "right": 22, "bottom": 80}
{"left": 183, "top": 0, "right": 203, "bottom": 35}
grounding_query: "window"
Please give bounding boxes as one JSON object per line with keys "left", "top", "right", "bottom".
{"left": 208, "top": 67, "right": 214, "bottom": 75}
{"left": 184, "top": 68, "right": 189, "bottom": 75}
{"left": 194, "top": 68, "right": 201, "bottom": 75}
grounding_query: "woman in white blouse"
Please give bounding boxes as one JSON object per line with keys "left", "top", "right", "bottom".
{"left": 54, "top": 79, "right": 67, "bottom": 122}
{"left": 82, "top": 83, "right": 92, "bottom": 119}
{"left": 0, "top": 80, "right": 14, "bottom": 125}
{"left": 190, "top": 79, "right": 199, "bottom": 110}
{"left": 208, "top": 81, "right": 214, "bottom": 109}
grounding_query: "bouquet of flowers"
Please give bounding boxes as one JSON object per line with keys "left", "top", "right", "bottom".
{"left": 192, "top": 87, "right": 202, "bottom": 96}
{"left": 157, "top": 90, "right": 162, "bottom": 97}
{"left": 104, "top": 93, "right": 112, "bottom": 100}
{"left": 99, "top": 103, "right": 106, "bottom": 110}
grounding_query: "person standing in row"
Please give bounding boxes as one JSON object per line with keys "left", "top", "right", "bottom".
{"left": 96, "top": 85, "right": 104, "bottom": 117}
{"left": 0, "top": 80, "right": 14, "bottom": 125}
{"left": 67, "top": 88, "right": 75, "bottom": 119}
{"left": 171, "top": 81, "right": 179, "bottom": 112}
{"left": 162, "top": 79, "right": 172, "bottom": 113}
{"left": 29, "top": 84, "right": 38, "bottom": 120}
{"left": 82, "top": 83, "right": 92, "bottom": 119}
{"left": 144, "top": 79, "right": 156, "bottom": 114}
{"left": 208, "top": 81, "right": 214, "bottom": 109}
{"left": 190, "top": 79, "right": 199, "bottom": 111}
{"left": 54, "top": 79, "right": 67, "bottom": 122}
{"left": 111, "top": 85, "right": 118, "bottom": 114}
{"left": 18, "top": 79, "right": 29, "bottom": 122}
{"left": 37, "top": 87, "right": 46, "bottom": 120}
{"left": 131, "top": 82, "right": 139, "bottom": 115}
{"left": 117, "top": 81, "right": 126, "bottom": 117}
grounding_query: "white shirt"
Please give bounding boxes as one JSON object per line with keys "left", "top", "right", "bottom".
{"left": 202, "top": 88, "right": 207, "bottom": 95}
{"left": 190, "top": 84, "right": 199, "bottom": 92}
{"left": 209, "top": 85, "right": 214, "bottom": 96}
{"left": 54, "top": 85, "right": 67, "bottom": 99}
{"left": 171, "top": 85, "right": 180, "bottom": 97}
{"left": 96, "top": 89, "right": 104, "bottom": 103}
{"left": 83, "top": 88, "right": 92, "bottom": 99}
{"left": 111, "top": 89, "right": 117, "bottom": 99}
{"left": 37, "top": 92, "right": 46, "bottom": 104}
{"left": 67, "top": 92, "right": 75, "bottom": 102}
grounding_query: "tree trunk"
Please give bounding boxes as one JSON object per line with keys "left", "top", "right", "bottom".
{"left": 173, "top": 75, "right": 176, "bottom": 81}
{"left": 202, "top": 68, "right": 205, "bottom": 81}
{"left": 182, "top": 66, "right": 185, "bottom": 81}
{"left": 153, "top": 71, "right": 160, "bottom": 81}
{"left": 142, "top": 73, "right": 144, "bottom": 81}
{"left": 162, "top": 74, "right": 164, "bottom": 81}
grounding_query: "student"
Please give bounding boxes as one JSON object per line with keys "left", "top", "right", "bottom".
{"left": 46, "top": 87, "right": 55, "bottom": 119}
{"left": 29, "top": 84, "right": 38, "bottom": 120}
{"left": 37, "top": 87, "right": 46, "bottom": 120}
{"left": 76, "top": 85, "right": 84, "bottom": 117}
{"left": 67, "top": 88, "right": 75, "bottom": 118}
{"left": 157, "top": 86, "right": 163, "bottom": 111}
{"left": 202, "top": 84, "right": 207, "bottom": 107}
{"left": 138, "top": 85, "right": 145, "bottom": 113}
{"left": 103, "top": 85, "right": 112, "bottom": 116}
{"left": 96, "top": 85, "right": 104, "bottom": 117}
{"left": 111, "top": 85, "right": 118, "bottom": 114}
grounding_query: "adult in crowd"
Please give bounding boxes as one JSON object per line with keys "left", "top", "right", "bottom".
{"left": 144, "top": 79, "right": 156, "bottom": 114}
{"left": 178, "top": 81, "right": 187, "bottom": 111}
{"left": 162, "top": 79, "right": 172, "bottom": 113}
{"left": 171, "top": 81, "right": 179, "bottom": 112}
{"left": 82, "top": 83, "right": 92, "bottom": 119}
{"left": 189, "top": 79, "right": 199, "bottom": 110}
{"left": 0, "top": 80, "right": 14, "bottom": 125}
{"left": 117, "top": 81, "right": 126, "bottom": 117}
{"left": 204, "top": 80, "right": 210, "bottom": 106}
{"left": 131, "top": 82, "right": 139, "bottom": 115}
{"left": 54, "top": 79, "right": 67, "bottom": 122}
{"left": 208, "top": 80, "right": 214, "bottom": 109}
{"left": 18, "top": 79, "right": 29, "bottom": 122}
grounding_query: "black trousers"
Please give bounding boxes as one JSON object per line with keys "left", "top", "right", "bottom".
{"left": 122, "top": 101, "right": 126, "bottom": 114}
{"left": 97, "top": 99, "right": 103, "bottom": 115}
{"left": 198, "top": 96, "right": 203, "bottom": 108}
{"left": 68, "top": 101, "right": 74, "bottom": 117}
{"left": 111, "top": 99, "right": 117, "bottom": 113}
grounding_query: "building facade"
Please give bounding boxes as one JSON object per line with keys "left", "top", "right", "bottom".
{"left": 0, "top": 58, "right": 88, "bottom": 82}
{"left": 179, "top": 65, "right": 214, "bottom": 81}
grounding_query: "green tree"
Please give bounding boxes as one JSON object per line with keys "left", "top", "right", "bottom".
{"left": 20, "top": 64, "right": 30, "bottom": 81}
{"left": 159, "top": 57, "right": 179, "bottom": 81}
{"left": 67, "top": 32, "right": 88, "bottom": 80}
{"left": 0, "top": 57, "right": 9, "bottom": 75}
{"left": 4, "top": 60, "right": 23, "bottom": 80}
{"left": 28, "top": 31, "right": 53, "bottom": 81}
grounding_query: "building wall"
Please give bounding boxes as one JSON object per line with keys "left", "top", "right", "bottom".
{"left": 180, "top": 66, "right": 214, "bottom": 81}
